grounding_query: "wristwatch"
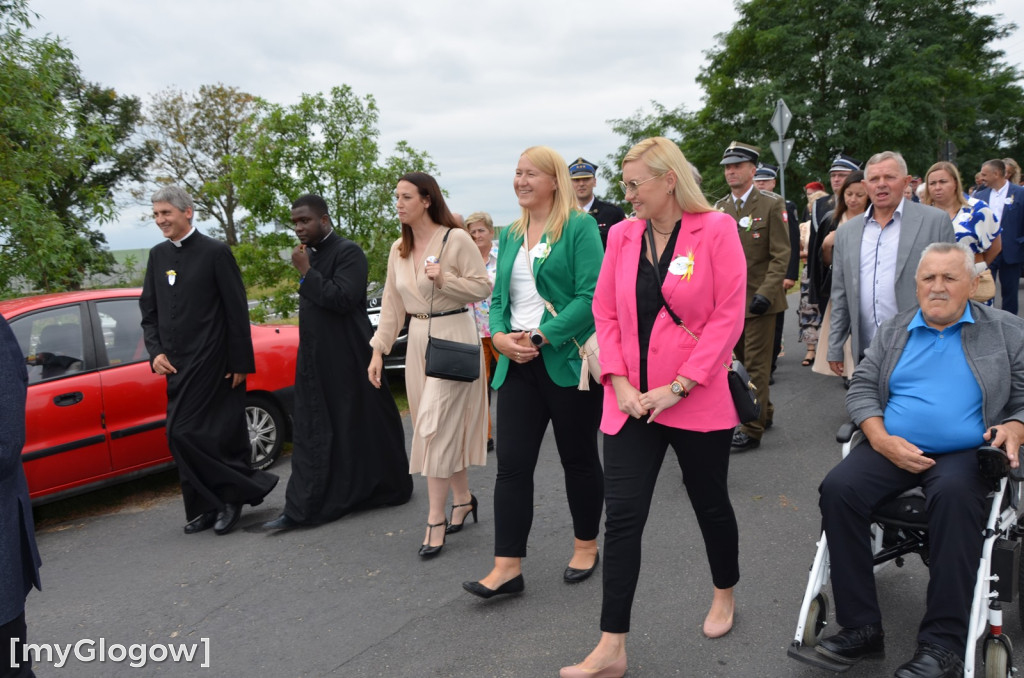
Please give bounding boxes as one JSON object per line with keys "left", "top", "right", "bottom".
{"left": 670, "top": 380, "right": 688, "bottom": 398}
{"left": 529, "top": 329, "right": 544, "bottom": 346}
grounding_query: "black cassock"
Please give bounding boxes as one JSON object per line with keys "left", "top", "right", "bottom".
{"left": 140, "top": 230, "right": 278, "bottom": 520}
{"left": 285, "top": 232, "right": 412, "bottom": 524}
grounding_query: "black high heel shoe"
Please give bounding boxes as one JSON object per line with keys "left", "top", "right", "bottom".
{"left": 418, "top": 521, "right": 447, "bottom": 558}
{"left": 446, "top": 494, "right": 478, "bottom": 534}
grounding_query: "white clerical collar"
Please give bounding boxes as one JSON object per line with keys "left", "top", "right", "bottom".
{"left": 171, "top": 227, "right": 196, "bottom": 247}
{"left": 310, "top": 228, "right": 334, "bottom": 253}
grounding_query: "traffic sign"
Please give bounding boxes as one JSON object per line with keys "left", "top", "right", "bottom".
{"left": 771, "top": 138, "right": 795, "bottom": 167}
{"left": 771, "top": 99, "right": 792, "bottom": 138}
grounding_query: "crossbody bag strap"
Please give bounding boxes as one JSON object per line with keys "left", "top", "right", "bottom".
{"left": 522, "top": 238, "right": 589, "bottom": 356}
{"left": 426, "top": 229, "right": 452, "bottom": 340}
{"left": 644, "top": 219, "right": 730, "bottom": 370}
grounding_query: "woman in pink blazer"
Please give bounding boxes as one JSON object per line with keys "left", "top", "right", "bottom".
{"left": 560, "top": 138, "right": 747, "bottom": 678}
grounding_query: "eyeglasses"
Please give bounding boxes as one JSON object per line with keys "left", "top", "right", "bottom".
{"left": 619, "top": 174, "right": 664, "bottom": 195}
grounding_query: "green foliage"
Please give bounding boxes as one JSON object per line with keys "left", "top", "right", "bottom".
{"left": 232, "top": 226, "right": 297, "bottom": 321}
{"left": 141, "top": 84, "right": 262, "bottom": 246}
{"left": 0, "top": 0, "right": 153, "bottom": 293}
{"left": 605, "top": 0, "right": 1024, "bottom": 203}
{"left": 234, "top": 85, "right": 437, "bottom": 286}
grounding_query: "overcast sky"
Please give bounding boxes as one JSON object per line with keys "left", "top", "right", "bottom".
{"left": 28, "top": 0, "right": 1024, "bottom": 251}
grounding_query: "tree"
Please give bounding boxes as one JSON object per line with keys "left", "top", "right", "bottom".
{"left": 605, "top": 0, "right": 1024, "bottom": 203}
{"left": 236, "top": 85, "right": 437, "bottom": 287}
{"left": 141, "top": 84, "right": 261, "bottom": 246}
{"left": 42, "top": 79, "right": 156, "bottom": 290}
{"left": 0, "top": 0, "right": 152, "bottom": 293}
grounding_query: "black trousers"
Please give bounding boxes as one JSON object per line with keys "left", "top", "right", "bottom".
{"left": 819, "top": 441, "right": 988, "bottom": 657}
{"left": 1, "top": 611, "right": 34, "bottom": 678}
{"left": 600, "top": 418, "right": 738, "bottom": 633}
{"left": 493, "top": 357, "right": 604, "bottom": 558}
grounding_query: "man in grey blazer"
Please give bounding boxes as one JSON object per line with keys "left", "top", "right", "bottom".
{"left": 828, "top": 151, "right": 956, "bottom": 375}
{"left": 0, "top": 314, "right": 41, "bottom": 678}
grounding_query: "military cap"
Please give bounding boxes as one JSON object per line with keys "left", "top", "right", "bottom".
{"left": 754, "top": 163, "right": 778, "bottom": 181}
{"left": 720, "top": 141, "right": 760, "bottom": 165}
{"left": 829, "top": 154, "right": 861, "bottom": 173}
{"left": 568, "top": 157, "right": 597, "bottom": 178}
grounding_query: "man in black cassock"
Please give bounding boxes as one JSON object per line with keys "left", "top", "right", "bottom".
{"left": 260, "top": 195, "right": 412, "bottom": 531}
{"left": 140, "top": 186, "right": 278, "bottom": 536}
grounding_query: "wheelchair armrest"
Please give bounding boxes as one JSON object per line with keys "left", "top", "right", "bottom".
{"left": 836, "top": 422, "right": 859, "bottom": 444}
{"left": 978, "top": 445, "right": 1010, "bottom": 482}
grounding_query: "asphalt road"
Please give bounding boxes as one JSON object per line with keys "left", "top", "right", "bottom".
{"left": 23, "top": 298, "right": 1024, "bottom": 677}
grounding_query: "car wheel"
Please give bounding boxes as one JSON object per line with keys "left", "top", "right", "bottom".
{"left": 245, "top": 396, "right": 284, "bottom": 470}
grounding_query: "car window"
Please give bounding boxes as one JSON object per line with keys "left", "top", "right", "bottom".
{"left": 10, "top": 307, "right": 85, "bottom": 384}
{"left": 96, "top": 299, "right": 146, "bottom": 366}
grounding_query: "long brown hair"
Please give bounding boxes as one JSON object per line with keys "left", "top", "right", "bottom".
{"left": 832, "top": 171, "right": 867, "bottom": 225}
{"left": 396, "top": 172, "right": 462, "bottom": 258}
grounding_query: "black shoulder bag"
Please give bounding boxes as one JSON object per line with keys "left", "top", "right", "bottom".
{"left": 423, "top": 229, "right": 481, "bottom": 382}
{"left": 644, "top": 220, "right": 761, "bottom": 424}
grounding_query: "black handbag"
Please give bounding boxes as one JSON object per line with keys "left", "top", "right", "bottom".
{"left": 423, "top": 229, "right": 481, "bottom": 382}
{"left": 726, "top": 360, "right": 761, "bottom": 424}
{"left": 645, "top": 220, "right": 761, "bottom": 424}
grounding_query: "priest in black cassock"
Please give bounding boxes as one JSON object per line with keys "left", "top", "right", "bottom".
{"left": 260, "top": 195, "right": 412, "bottom": 531}
{"left": 140, "top": 186, "right": 278, "bottom": 536}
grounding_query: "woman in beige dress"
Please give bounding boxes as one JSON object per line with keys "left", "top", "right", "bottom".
{"left": 368, "top": 172, "right": 491, "bottom": 558}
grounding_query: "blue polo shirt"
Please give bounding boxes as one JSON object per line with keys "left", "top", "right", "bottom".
{"left": 883, "top": 306, "right": 984, "bottom": 453}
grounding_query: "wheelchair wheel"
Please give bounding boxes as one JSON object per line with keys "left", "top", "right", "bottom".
{"left": 983, "top": 635, "right": 1013, "bottom": 678}
{"left": 802, "top": 593, "right": 829, "bottom": 647}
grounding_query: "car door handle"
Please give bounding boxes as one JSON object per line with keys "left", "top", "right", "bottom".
{"left": 53, "top": 392, "right": 84, "bottom": 407}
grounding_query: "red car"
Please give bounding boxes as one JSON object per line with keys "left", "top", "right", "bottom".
{"left": 0, "top": 288, "right": 298, "bottom": 504}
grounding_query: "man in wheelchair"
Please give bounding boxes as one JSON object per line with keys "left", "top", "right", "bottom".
{"left": 816, "top": 242, "right": 1024, "bottom": 678}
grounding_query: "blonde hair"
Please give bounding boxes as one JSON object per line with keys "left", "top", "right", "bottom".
{"left": 1004, "top": 158, "right": 1021, "bottom": 185}
{"left": 622, "top": 137, "right": 712, "bottom": 214}
{"left": 806, "top": 190, "right": 828, "bottom": 214}
{"left": 922, "top": 161, "right": 969, "bottom": 210}
{"left": 509, "top": 146, "right": 577, "bottom": 245}
{"left": 464, "top": 211, "right": 494, "bottom": 233}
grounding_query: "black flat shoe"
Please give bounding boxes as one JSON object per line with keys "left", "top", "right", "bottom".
{"left": 446, "top": 494, "right": 479, "bottom": 534}
{"left": 563, "top": 551, "right": 600, "bottom": 583}
{"left": 260, "top": 513, "right": 301, "bottom": 531}
{"left": 815, "top": 623, "right": 885, "bottom": 665}
{"left": 462, "top": 574, "right": 525, "bottom": 599}
{"left": 730, "top": 431, "right": 761, "bottom": 452}
{"left": 184, "top": 512, "right": 216, "bottom": 534}
{"left": 213, "top": 503, "right": 241, "bottom": 535}
{"left": 893, "top": 642, "right": 963, "bottom": 678}
{"left": 418, "top": 520, "right": 447, "bottom": 558}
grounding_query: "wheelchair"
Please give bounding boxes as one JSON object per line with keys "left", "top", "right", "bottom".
{"left": 788, "top": 423, "right": 1024, "bottom": 677}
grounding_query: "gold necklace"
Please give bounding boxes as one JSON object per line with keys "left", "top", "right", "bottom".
{"left": 651, "top": 224, "right": 673, "bottom": 236}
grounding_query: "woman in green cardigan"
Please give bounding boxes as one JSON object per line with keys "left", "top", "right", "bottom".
{"left": 463, "top": 146, "right": 606, "bottom": 598}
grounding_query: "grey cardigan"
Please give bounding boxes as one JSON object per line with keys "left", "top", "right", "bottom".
{"left": 847, "top": 302, "right": 1024, "bottom": 431}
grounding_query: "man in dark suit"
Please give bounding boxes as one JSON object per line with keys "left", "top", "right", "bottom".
{"left": 828, "top": 151, "right": 956, "bottom": 374}
{"left": 976, "top": 159, "right": 1024, "bottom": 315}
{"left": 569, "top": 157, "right": 627, "bottom": 249}
{"left": 715, "top": 142, "right": 790, "bottom": 451}
{"left": 753, "top": 163, "right": 800, "bottom": 380}
{"left": 0, "top": 314, "right": 42, "bottom": 678}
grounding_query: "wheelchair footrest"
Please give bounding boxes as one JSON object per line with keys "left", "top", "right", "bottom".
{"left": 787, "top": 643, "right": 855, "bottom": 672}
